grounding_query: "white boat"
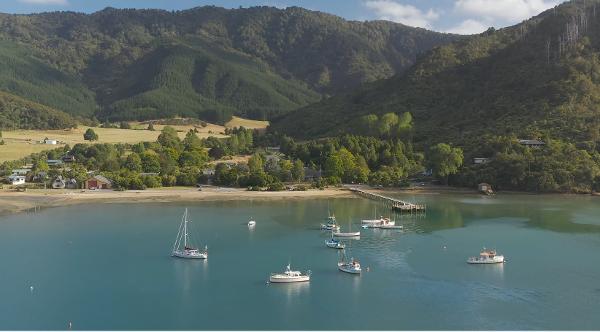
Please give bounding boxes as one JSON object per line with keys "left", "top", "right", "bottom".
{"left": 337, "top": 250, "right": 361, "bottom": 274}
{"left": 269, "top": 264, "right": 311, "bottom": 283}
{"left": 333, "top": 230, "right": 361, "bottom": 237}
{"left": 333, "top": 220, "right": 360, "bottom": 237}
{"left": 362, "top": 208, "right": 384, "bottom": 224}
{"left": 171, "top": 209, "right": 208, "bottom": 259}
{"left": 467, "top": 248, "right": 505, "bottom": 264}
{"left": 320, "top": 211, "right": 340, "bottom": 231}
{"left": 325, "top": 233, "right": 346, "bottom": 249}
{"left": 248, "top": 219, "right": 256, "bottom": 227}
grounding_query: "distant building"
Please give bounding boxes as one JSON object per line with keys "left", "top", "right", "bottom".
{"left": 47, "top": 160, "right": 64, "bottom": 167}
{"left": 52, "top": 176, "right": 66, "bottom": 189}
{"left": 304, "top": 167, "right": 322, "bottom": 181}
{"left": 65, "top": 178, "right": 78, "bottom": 189}
{"left": 473, "top": 157, "right": 490, "bottom": 165}
{"left": 266, "top": 146, "right": 281, "bottom": 153}
{"left": 518, "top": 139, "right": 545, "bottom": 148}
{"left": 8, "top": 175, "right": 26, "bottom": 185}
{"left": 11, "top": 169, "right": 30, "bottom": 176}
{"left": 84, "top": 175, "right": 112, "bottom": 190}
{"left": 43, "top": 139, "right": 58, "bottom": 145}
{"left": 478, "top": 183, "right": 494, "bottom": 195}
{"left": 62, "top": 155, "right": 76, "bottom": 163}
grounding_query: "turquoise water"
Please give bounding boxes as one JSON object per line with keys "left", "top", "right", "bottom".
{"left": 0, "top": 194, "right": 599, "bottom": 330}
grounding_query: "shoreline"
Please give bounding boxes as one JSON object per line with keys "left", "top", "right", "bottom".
{"left": 0, "top": 187, "right": 354, "bottom": 217}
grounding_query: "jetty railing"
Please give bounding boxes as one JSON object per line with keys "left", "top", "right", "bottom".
{"left": 349, "top": 187, "right": 426, "bottom": 214}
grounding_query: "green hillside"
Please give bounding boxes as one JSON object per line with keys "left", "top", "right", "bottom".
{"left": 0, "top": 6, "right": 458, "bottom": 124}
{"left": 0, "top": 91, "right": 77, "bottom": 129}
{"left": 0, "top": 40, "right": 97, "bottom": 118}
{"left": 271, "top": 0, "right": 600, "bottom": 146}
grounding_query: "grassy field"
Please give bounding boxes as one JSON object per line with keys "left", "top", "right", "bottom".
{"left": 0, "top": 117, "right": 269, "bottom": 163}
{"left": 225, "top": 116, "right": 269, "bottom": 130}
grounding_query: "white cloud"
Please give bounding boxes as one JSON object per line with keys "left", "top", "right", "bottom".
{"left": 364, "top": 0, "right": 440, "bottom": 29}
{"left": 454, "top": 0, "right": 559, "bottom": 23}
{"left": 18, "top": 0, "right": 68, "bottom": 5}
{"left": 446, "top": 19, "right": 489, "bottom": 34}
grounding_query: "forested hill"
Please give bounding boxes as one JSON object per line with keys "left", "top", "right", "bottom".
{"left": 271, "top": 0, "right": 600, "bottom": 147}
{"left": 0, "top": 6, "right": 458, "bottom": 126}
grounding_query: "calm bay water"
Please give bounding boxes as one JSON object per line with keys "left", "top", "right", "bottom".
{"left": 0, "top": 193, "right": 599, "bottom": 330}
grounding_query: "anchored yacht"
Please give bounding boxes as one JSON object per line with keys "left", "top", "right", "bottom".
{"left": 269, "top": 264, "right": 311, "bottom": 283}
{"left": 467, "top": 248, "right": 505, "bottom": 264}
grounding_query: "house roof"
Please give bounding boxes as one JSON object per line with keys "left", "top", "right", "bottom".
{"left": 89, "top": 175, "right": 112, "bottom": 184}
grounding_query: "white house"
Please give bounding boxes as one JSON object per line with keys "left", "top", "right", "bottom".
{"left": 43, "top": 139, "right": 58, "bottom": 145}
{"left": 473, "top": 157, "right": 490, "bottom": 165}
{"left": 11, "top": 169, "right": 29, "bottom": 176}
{"left": 8, "top": 175, "right": 26, "bottom": 185}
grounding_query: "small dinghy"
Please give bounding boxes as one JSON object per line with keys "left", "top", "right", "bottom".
{"left": 333, "top": 220, "right": 360, "bottom": 237}
{"left": 171, "top": 209, "right": 208, "bottom": 259}
{"left": 248, "top": 219, "right": 256, "bottom": 227}
{"left": 467, "top": 248, "right": 505, "bottom": 264}
{"left": 269, "top": 264, "right": 311, "bottom": 283}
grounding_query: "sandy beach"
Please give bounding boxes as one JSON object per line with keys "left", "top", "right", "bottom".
{"left": 0, "top": 186, "right": 354, "bottom": 216}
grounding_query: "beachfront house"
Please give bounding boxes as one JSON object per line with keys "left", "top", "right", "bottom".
{"left": 304, "top": 167, "right": 322, "bottom": 182}
{"left": 66, "top": 178, "right": 78, "bottom": 189}
{"left": 84, "top": 175, "right": 112, "bottom": 190}
{"left": 52, "top": 176, "right": 66, "bottom": 189}
{"left": 8, "top": 175, "right": 26, "bottom": 185}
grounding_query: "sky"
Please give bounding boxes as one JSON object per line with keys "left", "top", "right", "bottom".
{"left": 0, "top": 0, "right": 568, "bottom": 34}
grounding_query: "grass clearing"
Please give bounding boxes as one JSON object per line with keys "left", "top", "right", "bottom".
{"left": 225, "top": 116, "right": 269, "bottom": 130}
{"left": 0, "top": 124, "right": 227, "bottom": 163}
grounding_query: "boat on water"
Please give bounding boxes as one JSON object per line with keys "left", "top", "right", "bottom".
{"left": 467, "top": 248, "right": 505, "bottom": 264}
{"left": 320, "top": 211, "right": 340, "bottom": 231}
{"left": 269, "top": 264, "right": 311, "bottom": 283}
{"left": 361, "top": 208, "right": 385, "bottom": 225}
{"left": 334, "top": 220, "right": 360, "bottom": 237}
{"left": 325, "top": 232, "right": 346, "bottom": 249}
{"left": 248, "top": 219, "right": 256, "bottom": 227}
{"left": 172, "top": 209, "right": 208, "bottom": 259}
{"left": 338, "top": 250, "right": 361, "bottom": 274}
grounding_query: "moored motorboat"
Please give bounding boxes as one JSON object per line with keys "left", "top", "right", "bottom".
{"left": 269, "top": 264, "right": 311, "bottom": 283}
{"left": 171, "top": 209, "right": 208, "bottom": 259}
{"left": 467, "top": 248, "right": 505, "bottom": 264}
{"left": 248, "top": 219, "right": 256, "bottom": 227}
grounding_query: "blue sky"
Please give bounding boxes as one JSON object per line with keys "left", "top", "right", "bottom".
{"left": 1, "top": 0, "right": 567, "bottom": 34}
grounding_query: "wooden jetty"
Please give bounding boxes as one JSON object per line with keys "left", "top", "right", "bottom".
{"left": 349, "top": 188, "right": 426, "bottom": 213}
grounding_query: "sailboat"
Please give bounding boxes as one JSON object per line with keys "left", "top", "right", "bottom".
{"left": 325, "top": 230, "right": 346, "bottom": 249}
{"left": 171, "top": 208, "right": 208, "bottom": 259}
{"left": 337, "top": 249, "right": 361, "bottom": 274}
{"left": 333, "top": 219, "right": 360, "bottom": 237}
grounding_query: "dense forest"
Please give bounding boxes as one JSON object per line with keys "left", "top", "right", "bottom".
{"left": 270, "top": 0, "right": 600, "bottom": 193}
{"left": 0, "top": 6, "right": 457, "bottom": 125}
{"left": 0, "top": 91, "right": 77, "bottom": 129}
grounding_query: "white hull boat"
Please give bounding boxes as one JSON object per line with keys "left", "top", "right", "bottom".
{"left": 338, "top": 250, "right": 361, "bottom": 274}
{"left": 379, "top": 224, "right": 403, "bottom": 230}
{"left": 171, "top": 209, "right": 208, "bottom": 259}
{"left": 269, "top": 264, "right": 311, "bottom": 283}
{"left": 248, "top": 220, "right": 256, "bottom": 227}
{"left": 467, "top": 248, "right": 505, "bottom": 264}
{"left": 333, "top": 231, "right": 361, "bottom": 237}
{"left": 325, "top": 238, "right": 345, "bottom": 249}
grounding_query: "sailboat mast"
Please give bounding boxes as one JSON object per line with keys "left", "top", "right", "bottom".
{"left": 184, "top": 208, "right": 188, "bottom": 248}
